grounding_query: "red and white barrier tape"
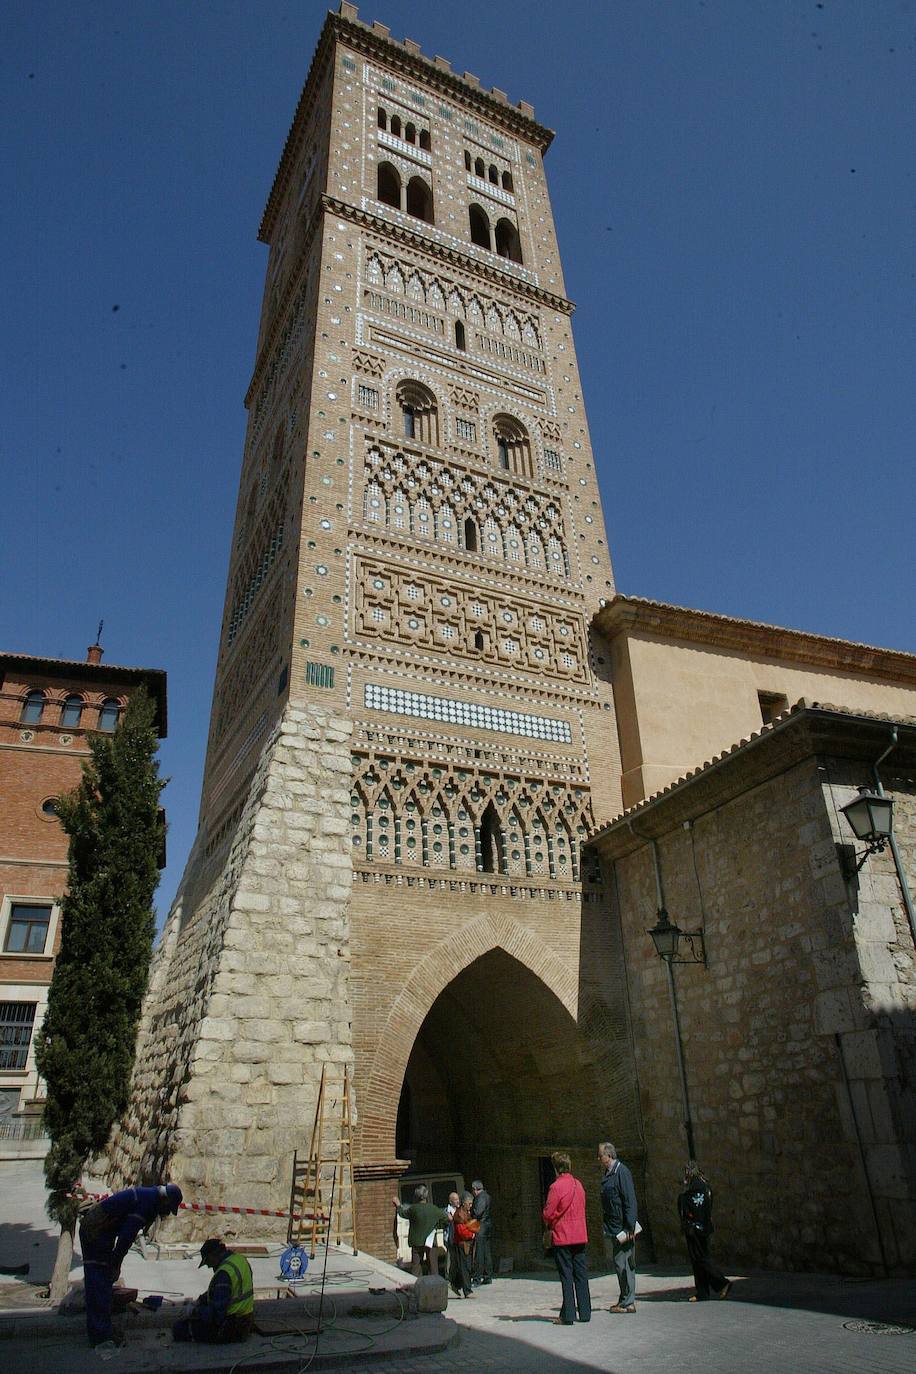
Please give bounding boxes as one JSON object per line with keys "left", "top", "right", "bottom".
{"left": 69, "top": 1186, "right": 324, "bottom": 1223}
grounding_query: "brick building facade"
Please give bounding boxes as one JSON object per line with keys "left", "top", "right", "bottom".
{"left": 109, "top": 4, "right": 637, "bottom": 1263}
{"left": 106, "top": 4, "right": 916, "bottom": 1275}
{"left": 0, "top": 648, "right": 166, "bottom": 1134}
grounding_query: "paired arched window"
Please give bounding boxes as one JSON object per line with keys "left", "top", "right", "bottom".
{"left": 495, "top": 218, "right": 523, "bottom": 263}
{"left": 377, "top": 107, "right": 386, "bottom": 129}
{"left": 406, "top": 175, "right": 434, "bottom": 224}
{"left": 377, "top": 161, "right": 400, "bottom": 208}
{"left": 493, "top": 415, "right": 532, "bottom": 478}
{"left": 60, "top": 694, "right": 84, "bottom": 728}
{"left": 390, "top": 114, "right": 402, "bottom": 138}
{"left": 474, "top": 157, "right": 485, "bottom": 178}
{"left": 419, "top": 128, "right": 431, "bottom": 151}
{"left": 20, "top": 690, "right": 45, "bottom": 725}
{"left": 405, "top": 121, "right": 416, "bottom": 144}
{"left": 396, "top": 380, "right": 439, "bottom": 447}
{"left": 379, "top": 164, "right": 433, "bottom": 223}
{"left": 488, "top": 164, "right": 499, "bottom": 185}
{"left": 464, "top": 151, "right": 472, "bottom": 171}
{"left": 469, "top": 203, "right": 491, "bottom": 250}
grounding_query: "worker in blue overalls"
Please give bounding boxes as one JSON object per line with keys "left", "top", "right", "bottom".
{"left": 78, "top": 1183, "right": 182, "bottom": 1347}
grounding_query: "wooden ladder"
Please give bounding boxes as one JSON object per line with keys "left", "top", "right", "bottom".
{"left": 287, "top": 1064, "right": 358, "bottom": 1257}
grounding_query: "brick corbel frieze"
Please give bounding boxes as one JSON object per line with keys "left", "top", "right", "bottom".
{"left": 245, "top": 192, "right": 574, "bottom": 409}
{"left": 321, "top": 195, "right": 575, "bottom": 314}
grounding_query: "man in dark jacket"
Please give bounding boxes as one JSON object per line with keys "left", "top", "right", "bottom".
{"left": 78, "top": 1183, "right": 183, "bottom": 1347}
{"left": 470, "top": 1180, "right": 493, "bottom": 1285}
{"left": 393, "top": 1186, "right": 449, "bottom": 1277}
{"left": 598, "top": 1142, "right": 638, "bottom": 1312}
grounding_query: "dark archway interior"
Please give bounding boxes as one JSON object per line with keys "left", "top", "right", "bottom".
{"left": 395, "top": 947, "right": 612, "bottom": 1261}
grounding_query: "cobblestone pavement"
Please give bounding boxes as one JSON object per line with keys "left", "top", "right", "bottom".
{"left": 372, "top": 1267, "right": 916, "bottom": 1374}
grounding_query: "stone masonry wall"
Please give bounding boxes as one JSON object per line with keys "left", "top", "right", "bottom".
{"left": 601, "top": 732, "right": 916, "bottom": 1276}
{"left": 822, "top": 756, "right": 916, "bottom": 1272}
{"left": 109, "top": 703, "right": 353, "bottom": 1239}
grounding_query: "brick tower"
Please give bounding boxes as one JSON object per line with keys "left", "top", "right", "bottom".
{"left": 112, "top": 5, "right": 641, "bottom": 1262}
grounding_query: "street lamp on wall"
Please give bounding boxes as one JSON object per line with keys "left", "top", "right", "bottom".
{"left": 646, "top": 906, "right": 707, "bottom": 1160}
{"left": 839, "top": 787, "right": 894, "bottom": 861}
{"left": 647, "top": 907, "right": 707, "bottom": 966}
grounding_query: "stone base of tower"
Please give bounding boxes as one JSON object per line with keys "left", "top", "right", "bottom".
{"left": 107, "top": 703, "right": 355, "bottom": 1241}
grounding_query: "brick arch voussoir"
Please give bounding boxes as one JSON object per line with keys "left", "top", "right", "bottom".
{"left": 358, "top": 914, "right": 578, "bottom": 1158}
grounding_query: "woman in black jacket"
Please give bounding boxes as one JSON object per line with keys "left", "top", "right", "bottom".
{"left": 677, "top": 1162, "right": 731, "bottom": 1301}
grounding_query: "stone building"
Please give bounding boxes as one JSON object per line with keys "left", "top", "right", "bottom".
{"left": 0, "top": 646, "right": 166, "bottom": 1142}
{"left": 109, "top": 3, "right": 634, "bottom": 1262}
{"left": 588, "top": 701, "right": 916, "bottom": 1275}
{"left": 108, "top": 5, "right": 916, "bottom": 1274}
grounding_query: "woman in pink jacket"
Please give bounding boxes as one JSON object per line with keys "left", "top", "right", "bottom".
{"left": 542, "top": 1151, "right": 592, "bottom": 1325}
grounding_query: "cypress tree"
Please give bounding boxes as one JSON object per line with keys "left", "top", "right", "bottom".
{"left": 35, "top": 687, "right": 164, "bottom": 1291}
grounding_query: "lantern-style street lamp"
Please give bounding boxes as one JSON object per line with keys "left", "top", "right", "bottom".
{"left": 839, "top": 787, "right": 894, "bottom": 855}
{"left": 647, "top": 908, "right": 706, "bottom": 966}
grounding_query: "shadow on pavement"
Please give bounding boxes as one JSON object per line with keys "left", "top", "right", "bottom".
{"left": 641, "top": 1272, "right": 916, "bottom": 1327}
{"left": 0, "top": 1219, "right": 57, "bottom": 1286}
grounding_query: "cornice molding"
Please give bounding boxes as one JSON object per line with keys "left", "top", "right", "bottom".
{"left": 323, "top": 195, "right": 574, "bottom": 312}
{"left": 594, "top": 595, "right": 916, "bottom": 685}
{"left": 260, "top": 10, "right": 554, "bottom": 242}
{"left": 247, "top": 192, "right": 573, "bottom": 410}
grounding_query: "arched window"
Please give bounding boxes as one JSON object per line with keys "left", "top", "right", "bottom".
{"left": 419, "top": 128, "right": 431, "bottom": 151}
{"left": 502, "top": 169, "right": 514, "bottom": 192}
{"left": 488, "top": 164, "right": 499, "bottom": 184}
{"left": 468, "top": 203, "right": 490, "bottom": 250}
{"left": 473, "top": 628, "right": 485, "bottom": 651}
{"left": 20, "top": 690, "right": 45, "bottom": 725}
{"left": 406, "top": 176, "right": 433, "bottom": 223}
{"left": 98, "top": 698, "right": 120, "bottom": 731}
{"left": 493, "top": 415, "right": 532, "bottom": 478}
{"left": 479, "top": 803, "right": 503, "bottom": 874}
{"left": 377, "top": 107, "right": 387, "bottom": 129}
{"left": 495, "top": 217, "right": 523, "bottom": 263}
{"left": 454, "top": 320, "right": 466, "bottom": 351}
{"left": 464, "top": 151, "right": 472, "bottom": 171}
{"left": 60, "top": 694, "right": 84, "bottom": 728}
{"left": 474, "top": 157, "right": 485, "bottom": 178}
{"left": 405, "top": 122, "right": 416, "bottom": 144}
{"left": 395, "top": 379, "right": 439, "bottom": 446}
{"left": 390, "top": 114, "right": 401, "bottom": 138}
{"left": 463, "top": 517, "right": 478, "bottom": 552}
{"left": 377, "top": 161, "right": 401, "bottom": 209}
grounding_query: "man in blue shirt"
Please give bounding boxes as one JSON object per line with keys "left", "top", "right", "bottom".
{"left": 598, "top": 1142, "right": 639, "bottom": 1312}
{"left": 78, "top": 1183, "right": 182, "bottom": 1347}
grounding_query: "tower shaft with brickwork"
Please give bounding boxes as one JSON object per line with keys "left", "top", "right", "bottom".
{"left": 111, "top": 5, "right": 640, "bottom": 1261}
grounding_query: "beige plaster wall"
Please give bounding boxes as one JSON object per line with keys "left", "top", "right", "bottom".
{"left": 616, "top": 633, "right": 916, "bottom": 808}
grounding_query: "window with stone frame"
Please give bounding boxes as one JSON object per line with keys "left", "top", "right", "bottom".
{"left": 3, "top": 903, "right": 53, "bottom": 955}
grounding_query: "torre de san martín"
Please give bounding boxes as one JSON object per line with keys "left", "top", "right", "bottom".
{"left": 111, "top": 4, "right": 916, "bottom": 1273}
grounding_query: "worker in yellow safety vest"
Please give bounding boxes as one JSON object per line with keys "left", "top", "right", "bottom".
{"left": 173, "top": 1238, "right": 254, "bottom": 1343}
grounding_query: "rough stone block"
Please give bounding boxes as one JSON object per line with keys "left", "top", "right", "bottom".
{"left": 412, "top": 1276, "right": 448, "bottom": 1312}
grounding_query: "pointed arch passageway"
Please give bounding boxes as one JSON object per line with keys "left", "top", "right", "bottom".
{"left": 354, "top": 914, "right": 626, "bottom": 1265}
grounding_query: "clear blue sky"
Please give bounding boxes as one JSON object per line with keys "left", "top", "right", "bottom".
{"left": 3, "top": 1, "right": 914, "bottom": 922}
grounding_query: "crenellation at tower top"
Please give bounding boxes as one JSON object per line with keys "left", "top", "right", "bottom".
{"left": 260, "top": 2, "right": 553, "bottom": 244}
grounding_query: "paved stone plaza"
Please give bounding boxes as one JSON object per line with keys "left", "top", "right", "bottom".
{"left": 1, "top": 1162, "right": 913, "bottom": 1374}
